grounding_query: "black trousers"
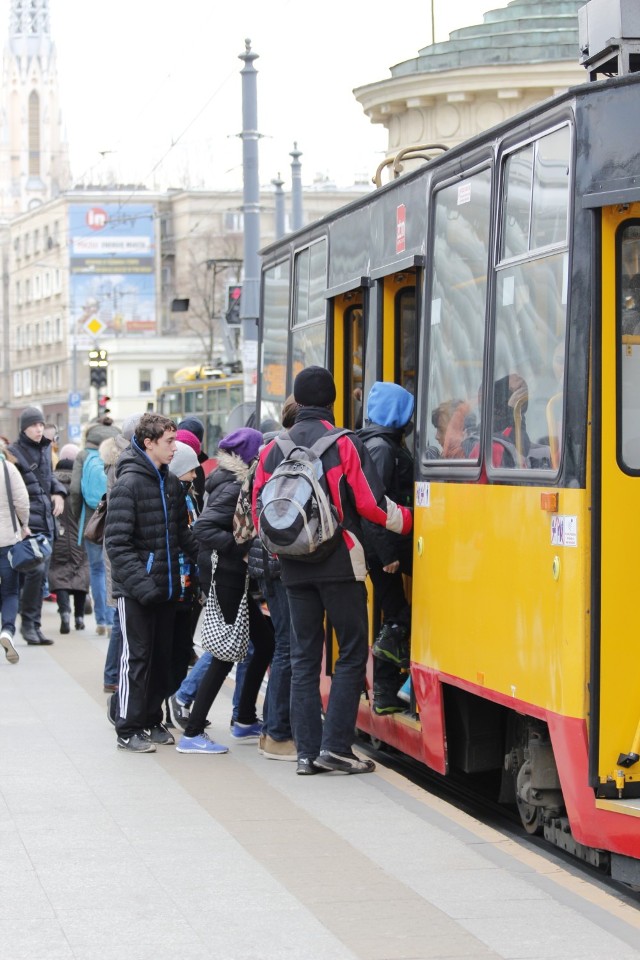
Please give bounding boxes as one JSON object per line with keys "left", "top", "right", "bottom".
{"left": 367, "top": 538, "right": 413, "bottom": 628}
{"left": 115, "top": 596, "right": 177, "bottom": 739}
{"left": 185, "top": 579, "right": 274, "bottom": 738}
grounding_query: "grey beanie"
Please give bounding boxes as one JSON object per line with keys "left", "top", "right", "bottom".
{"left": 169, "top": 441, "right": 199, "bottom": 479}
{"left": 122, "top": 413, "right": 143, "bottom": 441}
{"left": 20, "top": 406, "right": 45, "bottom": 432}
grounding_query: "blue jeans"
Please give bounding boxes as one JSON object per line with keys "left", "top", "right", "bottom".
{"left": 261, "top": 578, "right": 293, "bottom": 741}
{"left": 84, "top": 539, "right": 114, "bottom": 627}
{"left": 103, "top": 606, "right": 122, "bottom": 686}
{"left": 175, "top": 646, "right": 251, "bottom": 715}
{"left": 286, "top": 580, "right": 368, "bottom": 760}
{"left": 0, "top": 545, "right": 20, "bottom": 636}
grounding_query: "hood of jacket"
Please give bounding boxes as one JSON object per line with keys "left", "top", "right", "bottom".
{"left": 366, "top": 381, "right": 414, "bottom": 430}
{"left": 99, "top": 434, "right": 129, "bottom": 468}
{"left": 84, "top": 422, "right": 121, "bottom": 450}
{"left": 214, "top": 449, "right": 253, "bottom": 484}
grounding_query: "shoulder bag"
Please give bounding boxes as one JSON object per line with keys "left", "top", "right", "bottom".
{"left": 2, "top": 461, "right": 52, "bottom": 572}
{"left": 84, "top": 494, "right": 107, "bottom": 545}
{"left": 199, "top": 550, "right": 250, "bottom": 662}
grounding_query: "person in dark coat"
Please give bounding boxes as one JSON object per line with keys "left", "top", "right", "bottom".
{"left": 104, "top": 413, "right": 199, "bottom": 753}
{"left": 49, "top": 445, "right": 90, "bottom": 634}
{"left": 176, "top": 427, "right": 275, "bottom": 755}
{"left": 252, "top": 366, "right": 413, "bottom": 775}
{"left": 358, "top": 381, "right": 415, "bottom": 715}
{"left": 8, "top": 406, "right": 67, "bottom": 645}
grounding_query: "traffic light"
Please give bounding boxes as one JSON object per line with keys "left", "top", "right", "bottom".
{"left": 98, "top": 395, "right": 111, "bottom": 415}
{"left": 225, "top": 283, "right": 242, "bottom": 325}
{"left": 89, "top": 349, "right": 108, "bottom": 389}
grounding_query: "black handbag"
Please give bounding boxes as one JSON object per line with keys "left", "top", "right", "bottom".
{"left": 84, "top": 494, "right": 107, "bottom": 545}
{"left": 2, "top": 460, "right": 52, "bottom": 571}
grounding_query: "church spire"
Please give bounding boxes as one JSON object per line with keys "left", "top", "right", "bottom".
{"left": 0, "top": 0, "right": 70, "bottom": 217}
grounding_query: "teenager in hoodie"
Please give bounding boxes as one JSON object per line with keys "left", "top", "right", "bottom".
{"left": 358, "top": 381, "right": 415, "bottom": 715}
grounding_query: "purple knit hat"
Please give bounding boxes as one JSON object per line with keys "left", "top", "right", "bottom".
{"left": 175, "top": 428, "right": 201, "bottom": 455}
{"left": 218, "top": 427, "right": 263, "bottom": 465}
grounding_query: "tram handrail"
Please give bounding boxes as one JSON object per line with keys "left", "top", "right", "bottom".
{"left": 373, "top": 144, "right": 449, "bottom": 189}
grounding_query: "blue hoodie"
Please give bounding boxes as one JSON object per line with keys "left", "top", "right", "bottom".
{"left": 365, "top": 381, "right": 414, "bottom": 429}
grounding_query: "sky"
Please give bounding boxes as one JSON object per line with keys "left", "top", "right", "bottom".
{"left": 4, "top": 0, "right": 511, "bottom": 191}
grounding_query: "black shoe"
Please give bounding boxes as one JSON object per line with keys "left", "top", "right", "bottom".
{"left": 313, "top": 751, "right": 376, "bottom": 774}
{"left": 21, "top": 624, "right": 54, "bottom": 645}
{"left": 60, "top": 613, "right": 70, "bottom": 635}
{"left": 372, "top": 623, "right": 409, "bottom": 668}
{"left": 148, "top": 723, "right": 175, "bottom": 745}
{"left": 75, "top": 618, "right": 85, "bottom": 630}
{"left": 36, "top": 627, "right": 54, "bottom": 645}
{"left": 297, "top": 757, "right": 320, "bottom": 776}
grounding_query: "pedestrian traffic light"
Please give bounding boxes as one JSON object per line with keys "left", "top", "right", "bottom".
{"left": 225, "top": 283, "right": 242, "bottom": 325}
{"left": 98, "top": 395, "right": 111, "bottom": 415}
{"left": 89, "top": 349, "right": 108, "bottom": 389}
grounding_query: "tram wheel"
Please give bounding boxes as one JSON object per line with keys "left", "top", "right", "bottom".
{"left": 517, "top": 797, "right": 544, "bottom": 835}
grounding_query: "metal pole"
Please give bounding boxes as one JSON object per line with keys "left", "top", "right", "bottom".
{"left": 272, "top": 173, "right": 285, "bottom": 239}
{"left": 290, "top": 143, "right": 303, "bottom": 232}
{"left": 239, "top": 38, "right": 260, "bottom": 404}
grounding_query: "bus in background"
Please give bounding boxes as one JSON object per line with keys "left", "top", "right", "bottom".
{"left": 155, "top": 366, "right": 243, "bottom": 455}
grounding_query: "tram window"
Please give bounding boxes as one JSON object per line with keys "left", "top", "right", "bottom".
{"left": 291, "top": 320, "right": 326, "bottom": 379}
{"left": 492, "top": 253, "right": 567, "bottom": 470}
{"left": 502, "top": 126, "right": 570, "bottom": 259}
{"left": 397, "top": 286, "right": 416, "bottom": 395}
{"left": 345, "top": 304, "right": 364, "bottom": 429}
{"left": 293, "top": 239, "right": 327, "bottom": 326}
{"left": 261, "top": 259, "right": 291, "bottom": 426}
{"left": 619, "top": 222, "right": 640, "bottom": 470}
{"left": 424, "top": 168, "right": 492, "bottom": 462}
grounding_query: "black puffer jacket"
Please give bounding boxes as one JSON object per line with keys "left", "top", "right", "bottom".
{"left": 357, "top": 423, "right": 414, "bottom": 567}
{"left": 193, "top": 450, "right": 253, "bottom": 591}
{"left": 105, "top": 439, "right": 198, "bottom": 605}
{"left": 8, "top": 432, "right": 66, "bottom": 538}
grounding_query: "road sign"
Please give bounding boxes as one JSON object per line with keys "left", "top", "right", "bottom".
{"left": 67, "top": 423, "right": 82, "bottom": 442}
{"left": 84, "top": 317, "right": 105, "bottom": 337}
{"left": 68, "top": 392, "right": 82, "bottom": 407}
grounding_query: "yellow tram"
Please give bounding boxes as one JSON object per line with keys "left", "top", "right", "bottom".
{"left": 255, "top": 62, "right": 640, "bottom": 882}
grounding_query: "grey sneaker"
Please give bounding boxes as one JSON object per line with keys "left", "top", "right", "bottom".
{"left": 0, "top": 629, "right": 19, "bottom": 664}
{"left": 313, "top": 751, "right": 376, "bottom": 774}
{"left": 148, "top": 723, "right": 175, "bottom": 746}
{"left": 117, "top": 732, "right": 156, "bottom": 753}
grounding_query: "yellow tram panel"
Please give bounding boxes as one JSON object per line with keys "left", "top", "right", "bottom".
{"left": 411, "top": 483, "right": 590, "bottom": 721}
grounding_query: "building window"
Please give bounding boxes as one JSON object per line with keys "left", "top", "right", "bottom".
{"left": 53, "top": 268, "right": 61, "bottom": 294}
{"left": 224, "top": 211, "right": 244, "bottom": 233}
{"left": 55, "top": 364, "right": 61, "bottom": 389}
{"left": 139, "top": 369, "right": 152, "bottom": 393}
{"left": 34, "top": 323, "right": 40, "bottom": 345}
{"left": 13, "top": 371, "right": 22, "bottom": 397}
{"left": 24, "top": 233, "right": 30, "bottom": 257}
{"left": 26, "top": 325, "right": 32, "bottom": 347}
{"left": 43, "top": 272, "right": 50, "bottom": 297}
{"left": 44, "top": 318, "right": 51, "bottom": 343}
{"left": 28, "top": 91, "right": 40, "bottom": 177}
{"left": 25, "top": 279, "right": 31, "bottom": 302}
{"left": 16, "top": 326, "right": 23, "bottom": 350}
{"left": 15, "top": 281, "right": 20, "bottom": 306}
{"left": 34, "top": 275, "right": 41, "bottom": 300}
{"left": 54, "top": 316, "right": 61, "bottom": 341}
{"left": 23, "top": 369, "right": 32, "bottom": 395}
{"left": 33, "top": 229, "right": 40, "bottom": 253}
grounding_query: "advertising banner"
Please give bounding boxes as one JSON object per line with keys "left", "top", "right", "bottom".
{"left": 69, "top": 203, "right": 156, "bottom": 339}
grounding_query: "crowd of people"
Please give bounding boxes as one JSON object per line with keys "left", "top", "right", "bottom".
{"left": 0, "top": 366, "right": 415, "bottom": 776}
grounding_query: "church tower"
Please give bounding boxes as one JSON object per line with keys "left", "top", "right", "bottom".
{"left": 0, "top": 0, "right": 71, "bottom": 219}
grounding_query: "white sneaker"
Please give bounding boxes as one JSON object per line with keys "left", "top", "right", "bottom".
{"left": 0, "top": 629, "right": 19, "bottom": 664}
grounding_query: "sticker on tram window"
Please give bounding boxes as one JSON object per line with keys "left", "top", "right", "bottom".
{"left": 551, "top": 515, "right": 578, "bottom": 547}
{"left": 431, "top": 298, "right": 441, "bottom": 326}
{"left": 457, "top": 183, "right": 471, "bottom": 205}
{"left": 415, "top": 482, "right": 430, "bottom": 507}
{"left": 502, "top": 275, "right": 515, "bottom": 306}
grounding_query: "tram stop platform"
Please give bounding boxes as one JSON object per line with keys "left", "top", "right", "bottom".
{"left": 1, "top": 600, "right": 640, "bottom": 960}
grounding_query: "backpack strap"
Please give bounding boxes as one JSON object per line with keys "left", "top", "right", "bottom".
{"left": 310, "top": 428, "right": 351, "bottom": 456}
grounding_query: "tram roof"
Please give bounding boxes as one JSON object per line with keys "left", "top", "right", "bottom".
{"left": 259, "top": 69, "right": 640, "bottom": 262}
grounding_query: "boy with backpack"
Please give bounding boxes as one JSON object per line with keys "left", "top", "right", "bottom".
{"left": 253, "top": 366, "right": 413, "bottom": 776}
{"left": 70, "top": 417, "right": 121, "bottom": 634}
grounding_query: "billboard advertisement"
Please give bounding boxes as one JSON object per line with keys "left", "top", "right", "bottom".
{"left": 69, "top": 203, "right": 156, "bottom": 339}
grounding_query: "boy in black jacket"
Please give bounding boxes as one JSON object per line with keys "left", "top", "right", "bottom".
{"left": 105, "top": 414, "right": 198, "bottom": 753}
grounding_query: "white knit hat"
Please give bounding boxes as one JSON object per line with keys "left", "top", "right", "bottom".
{"left": 169, "top": 441, "right": 199, "bottom": 479}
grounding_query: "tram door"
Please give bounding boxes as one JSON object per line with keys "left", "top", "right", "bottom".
{"left": 598, "top": 203, "right": 640, "bottom": 794}
{"left": 331, "top": 291, "right": 364, "bottom": 429}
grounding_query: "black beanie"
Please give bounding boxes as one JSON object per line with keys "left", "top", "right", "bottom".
{"left": 177, "top": 417, "right": 204, "bottom": 442}
{"left": 20, "top": 406, "right": 45, "bottom": 432}
{"left": 293, "top": 366, "right": 336, "bottom": 407}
